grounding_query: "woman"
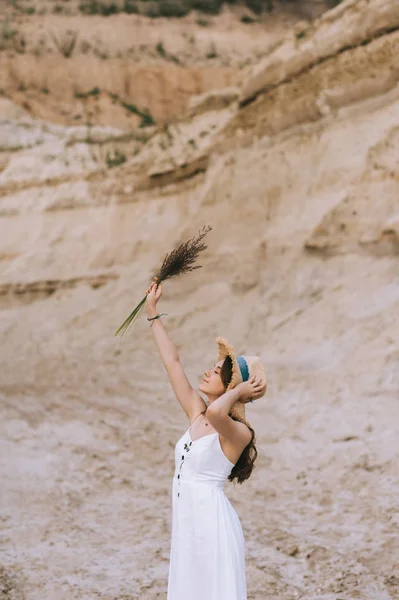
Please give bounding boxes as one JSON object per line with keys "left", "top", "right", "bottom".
{"left": 145, "top": 278, "right": 267, "bottom": 600}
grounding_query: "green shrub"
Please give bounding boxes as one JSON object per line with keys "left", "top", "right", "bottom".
{"left": 244, "top": 0, "right": 262, "bottom": 15}
{"left": 51, "top": 29, "right": 79, "bottom": 58}
{"left": 154, "top": 0, "right": 191, "bottom": 18}
{"left": 106, "top": 150, "right": 126, "bottom": 168}
{"left": 206, "top": 41, "right": 217, "bottom": 58}
{"left": 101, "top": 2, "right": 120, "bottom": 15}
{"left": 11, "top": 2, "right": 36, "bottom": 14}
{"left": 75, "top": 87, "right": 101, "bottom": 98}
{"left": 77, "top": 0, "right": 281, "bottom": 19}
{"left": 0, "top": 19, "right": 17, "bottom": 42}
{"left": 79, "top": 1, "right": 99, "bottom": 14}
{"left": 191, "top": 0, "right": 222, "bottom": 14}
{"left": 196, "top": 16, "right": 209, "bottom": 26}
{"left": 139, "top": 112, "right": 155, "bottom": 128}
{"left": 122, "top": 101, "right": 141, "bottom": 115}
{"left": 121, "top": 101, "right": 156, "bottom": 128}
{"left": 123, "top": 0, "right": 139, "bottom": 13}
{"left": 79, "top": 1, "right": 120, "bottom": 15}
{"left": 241, "top": 14, "right": 256, "bottom": 23}
{"left": 296, "top": 29, "right": 307, "bottom": 39}
{"left": 156, "top": 41, "right": 166, "bottom": 57}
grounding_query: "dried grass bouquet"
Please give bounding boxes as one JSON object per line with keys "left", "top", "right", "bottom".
{"left": 115, "top": 225, "right": 212, "bottom": 336}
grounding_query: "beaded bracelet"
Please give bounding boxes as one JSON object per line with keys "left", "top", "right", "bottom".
{"left": 147, "top": 313, "right": 167, "bottom": 327}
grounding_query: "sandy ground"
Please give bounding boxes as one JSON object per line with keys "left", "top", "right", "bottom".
{"left": 1, "top": 309, "right": 399, "bottom": 600}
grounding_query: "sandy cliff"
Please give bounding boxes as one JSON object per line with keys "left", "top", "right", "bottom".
{"left": 0, "top": 7, "right": 294, "bottom": 126}
{"left": 1, "top": 0, "right": 399, "bottom": 598}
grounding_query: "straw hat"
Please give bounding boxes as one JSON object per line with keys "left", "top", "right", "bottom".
{"left": 216, "top": 336, "right": 267, "bottom": 421}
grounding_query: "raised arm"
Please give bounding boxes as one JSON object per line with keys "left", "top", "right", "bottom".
{"left": 145, "top": 278, "right": 206, "bottom": 420}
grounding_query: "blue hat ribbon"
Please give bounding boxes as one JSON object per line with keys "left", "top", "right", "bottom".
{"left": 237, "top": 356, "right": 249, "bottom": 383}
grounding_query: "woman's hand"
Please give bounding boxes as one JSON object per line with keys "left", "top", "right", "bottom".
{"left": 145, "top": 277, "right": 163, "bottom": 314}
{"left": 235, "top": 375, "right": 264, "bottom": 404}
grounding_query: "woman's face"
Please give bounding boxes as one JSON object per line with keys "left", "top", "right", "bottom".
{"left": 199, "top": 359, "right": 226, "bottom": 398}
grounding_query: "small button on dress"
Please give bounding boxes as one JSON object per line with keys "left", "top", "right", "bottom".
{"left": 167, "top": 415, "right": 247, "bottom": 600}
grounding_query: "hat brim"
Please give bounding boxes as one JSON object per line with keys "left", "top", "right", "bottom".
{"left": 216, "top": 337, "right": 267, "bottom": 421}
{"left": 216, "top": 337, "right": 246, "bottom": 420}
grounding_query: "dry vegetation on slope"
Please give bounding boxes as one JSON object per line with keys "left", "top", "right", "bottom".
{"left": 0, "top": 1, "right": 299, "bottom": 127}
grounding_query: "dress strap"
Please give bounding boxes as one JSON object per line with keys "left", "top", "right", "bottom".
{"left": 188, "top": 412, "right": 203, "bottom": 434}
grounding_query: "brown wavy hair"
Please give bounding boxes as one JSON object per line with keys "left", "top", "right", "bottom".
{"left": 201, "top": 355, "right": 257, "bottom": 484}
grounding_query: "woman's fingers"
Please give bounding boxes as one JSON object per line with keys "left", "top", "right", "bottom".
{"left": 251, "top": 377, "right": 262, "bottom": 388}
{"left": 146, "top": 279, "right": 162, "bottom": 297}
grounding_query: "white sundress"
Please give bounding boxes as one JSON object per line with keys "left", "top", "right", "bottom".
{"left": 167, "top": 414, "right": 247, "bottom": 600}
